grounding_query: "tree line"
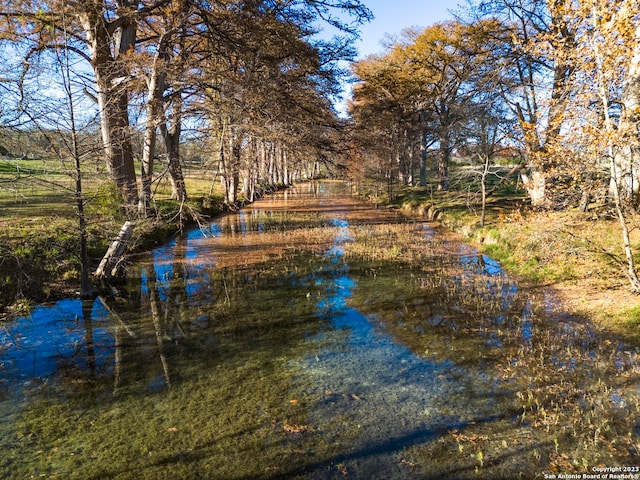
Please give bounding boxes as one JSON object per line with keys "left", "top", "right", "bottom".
{"left": 348, "top": 0, "right": 640, "bottom": 291}
{"left": 0, "top": 0, "right": 372, "bottom": 214}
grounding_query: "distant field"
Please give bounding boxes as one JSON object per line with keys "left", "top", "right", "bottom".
{"left": 0, "top": 157, "right": 218, "bottom": 217}
{"left": 0, "top": 159, "right": 85, "bottom": 219}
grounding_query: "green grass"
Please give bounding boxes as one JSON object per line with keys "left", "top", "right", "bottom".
{"left": 0, "top": 159, "right": 225, "bottom": 314}
{"left": 0, "top": 159, "right": 59, "bottom": 175}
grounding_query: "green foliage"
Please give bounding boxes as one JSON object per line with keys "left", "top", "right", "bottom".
{"left": 619, "top": 304, "right": 640, "bottom": 331}
{"left": 481, "top": 242, "right": 515, "bottom": 269}
{"left": 87, "top": 182, "right": 125, "bottom": 219}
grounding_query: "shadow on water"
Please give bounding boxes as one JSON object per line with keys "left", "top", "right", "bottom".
{"left": 0, "top": 181, "right": 639, "bottom": 479}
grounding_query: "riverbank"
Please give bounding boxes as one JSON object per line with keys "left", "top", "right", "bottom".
{"left": 0, "top": 195, "right": 229, "bottom": 315}
{"left": 0, "top": 177, "right": 297, "bottom": 319}
{"left": 385, "top": 185, "right": 640, "bottom": 344}
{"left": 4, "top": 178, "right": 640, "bottom": 345}
{"left": 0, "top": 189, "right": 235, "bottom": 318}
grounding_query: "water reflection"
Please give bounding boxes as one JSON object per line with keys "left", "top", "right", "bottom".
{"left": 0, "top": 181, "right": 638, "bottom": 479}
{"left": 0, "top": 298, "right": 113, "bottom": 381}
{"left": 290, "top": 215, "right": 482, "bottom": 476}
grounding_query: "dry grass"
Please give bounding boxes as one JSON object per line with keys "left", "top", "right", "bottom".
{"left": 480, "top": 209, "right": 640, "bottom": 340}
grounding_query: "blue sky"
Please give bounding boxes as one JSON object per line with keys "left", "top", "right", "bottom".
{"left": 354, "top": 0, "right": 464, "bottom": 58}
{"left": 326, "top": 0, "right": 463, "bottom": 114}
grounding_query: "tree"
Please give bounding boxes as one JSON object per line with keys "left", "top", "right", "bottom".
{"left": 194, "top": 0, "right": 369, "bottom": 206}
{"left": 471, "top": 0, "right": 577, "bottom": 206}
{"left": 464, "top": 92, "right": 516, "bottom": 226}
{"left": 58, "top": 33, "right": 97, "bottom": 298}
{"left": 1, "top": 0, "right": 371, "bottom": 214}
{"left": 135, "top": 0, "right": 193, "bottom": 215}
{"left": 5, "top": 17, "right": 100, "bottom": 297}
{"left": 558, "top": 0, "right": 640, "bottom": 291}
{"left": 349, "top": 50, "right": 413, "bottom": 197}
{"left": 1, "top": 0, "right": 166, "bottom": 209}
{"left": 408, "top": 20, "right": 503, "bottom": 190}
{"left": 349, "top": 20, "right": 505, "bottom": 193}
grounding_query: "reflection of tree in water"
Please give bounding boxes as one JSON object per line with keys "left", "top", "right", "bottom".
{"left": 81, "top": 299, "right": 96, "bottom": 377}
{"left": 6, "top": 254, "right": 341, "bottom": 478}
{"left": 102, "top": 243, "right": 330, "bottom": 395}
{"left": 146, "top": 265, "right": 172, "bottom": 389}
{"left": 3, "top": 182, "right": 639, "bottom": 479}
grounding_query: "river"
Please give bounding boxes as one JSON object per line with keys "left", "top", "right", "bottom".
{"left": 1, "top": 181, "right": 638, "bottom": 479}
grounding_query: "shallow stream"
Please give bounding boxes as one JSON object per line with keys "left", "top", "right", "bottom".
{"left": 1, "top": 181, "right": 638, "bottom": 479}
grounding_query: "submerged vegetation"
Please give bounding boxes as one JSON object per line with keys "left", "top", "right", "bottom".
{"left": 1, "top": 184, "right": 638, "bottom": 479}
{"left": 341, "top": 220, "right": 640, "bottom": 475}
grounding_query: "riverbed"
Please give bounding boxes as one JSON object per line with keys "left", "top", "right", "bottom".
{"left": 1, "top": 181, "right": 638, "bottom": 479}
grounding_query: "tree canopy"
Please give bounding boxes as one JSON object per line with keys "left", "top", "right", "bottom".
{"left": 0, "top": 0, "right": 372, "bottom": 212}
{"left": 347, "top": 0, "right": 640, "bottom": 291}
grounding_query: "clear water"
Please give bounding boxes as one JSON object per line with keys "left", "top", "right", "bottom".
{"left": 0, "top": 181, "right": 638, "bottom": 479}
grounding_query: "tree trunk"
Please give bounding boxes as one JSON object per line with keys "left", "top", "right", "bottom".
{"left": 223, "top": 136, "right": 241, "bottom": 205}
{"left": 95, "top": 73, "right": 139, "bottom": 209}
{"left": 61, "top": 38, "right": 96, "bottom": 298}
{"left": 521, "top": 168, "right": 546, "bottom": 207}
{"left": 139, "top": 59, "right": 161, "bottom": 216}
{"left": 610, "top": 160, "right": 640, "bottom": 292}
{"left": 162, "top": 116, "right": 187, "bottom": 203}
{"left": 160, "top": 66, "right": 187, "bottom": 203}
{"left": 437, "top": 135, "right": 451, "bottom": 191}
{"left": 79, "top": 7, "right": 139, "bottom": 211}
{"left": 281, "top": 149, "right": 289, "bottom": 185}
{"left": 612, "top": 22, "right": 640, "bottom": 208}
{"left": 95, "top": 221, "right": 136, "bottom": 280}
{"left": 420, "top": 133, "right": 428, "bottom": 187}
{"left": 480, "top": 154, "right": 490, "bottom": 227}
{"left": 591, "top": 11, "right": 640, "bottom": 292}
{"left": 269, "top": 145, "right": 278, "bottom": 186}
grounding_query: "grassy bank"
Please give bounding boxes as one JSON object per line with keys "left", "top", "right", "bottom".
{"left": 356, "top": 173, "right": 640, "bottom": 344}
{"left": 0, "top": 159, "right": 227, "bottom": 317}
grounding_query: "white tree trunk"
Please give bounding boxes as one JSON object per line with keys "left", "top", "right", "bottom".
{"left": 521, "top": 170, "right": 546, "bottom": 207}
{"left": 612, "top": 22, "right": 640, "bottom": 206}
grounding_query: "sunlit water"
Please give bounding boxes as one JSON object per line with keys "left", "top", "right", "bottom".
{"left": 1, "top": 181, "right": 638, "bottom": 479}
